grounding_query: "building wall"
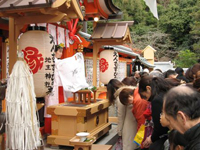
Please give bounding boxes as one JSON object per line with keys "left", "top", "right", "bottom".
{"left": 154, "top": 61, "right": 174, "bottom": 72}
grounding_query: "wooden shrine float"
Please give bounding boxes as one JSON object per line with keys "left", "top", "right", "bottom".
{"left": 47, "top": 93, "right": 111, "bottom": 146}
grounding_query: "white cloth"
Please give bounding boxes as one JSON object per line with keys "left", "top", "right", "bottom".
{"left": 144, "top": 0, "right": 159, "bottom": 20}
{"left": 56, "top": 52, "right": 89, "bottom": 92}
{"left": 44, "top": 53, "right": 88, "bottom": 118}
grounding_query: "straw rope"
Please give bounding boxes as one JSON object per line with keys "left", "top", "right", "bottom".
{"left": 5, "top": 58, "right": 41, "bottom": 149}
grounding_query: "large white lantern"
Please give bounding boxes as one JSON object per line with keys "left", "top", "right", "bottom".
{"left": 18, "top": 28, "right": 55, "bottom": 97}
{"left": 99, "top": 49, "right": 119, "bottom": 84}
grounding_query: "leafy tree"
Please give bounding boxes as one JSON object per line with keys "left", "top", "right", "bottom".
{"left": 83, "top": 0, "right": 200, "bottom": 61}
{"left": 190, "top": 0, "right": 200, "bottom": 57}
{"left": 158, "top": 0, "right": 198, "bottom": 52}
{"left": 175, "top": 50, "right": 197, "bottom": 68}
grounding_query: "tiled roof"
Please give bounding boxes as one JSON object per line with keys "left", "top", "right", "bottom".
{"left": 90, "top": 21, "right": 133, "bottom": 41}
{"left": 133, "top": 56, "right": 155, "bottom": 68}
{"left": 79, "top": 31, "right": 138, "bottom": 58}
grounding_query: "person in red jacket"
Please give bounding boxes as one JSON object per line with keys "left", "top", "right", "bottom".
{"left": 132, "top": 87, "right": 149, "bottom": 130}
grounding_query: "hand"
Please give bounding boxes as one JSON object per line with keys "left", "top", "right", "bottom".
{"left": 143, "top": 136, "right": 152, "bottom": 148}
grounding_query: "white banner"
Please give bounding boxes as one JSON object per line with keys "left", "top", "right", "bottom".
{"left": 144, "top": 0, "right": 159, "bottom": 20}
{"left": 65, "top": 29, "right": 70, "bottom": 48}
{"left": 57, "top": 26, "right": 65, "bottom": 46}
{"left": 47, "top": 24, "right": 57, "bottom": 45}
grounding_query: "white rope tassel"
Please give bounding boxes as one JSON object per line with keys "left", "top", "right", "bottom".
{"left": 6, "top": 59, "right": 41, "bottom": 150}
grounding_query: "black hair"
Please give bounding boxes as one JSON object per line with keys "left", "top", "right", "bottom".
{"left": 139, "top": 77, "right": 177, "bottom": 101}
{"left": 119, "top": 88, "right": 134, "bottom": 105}
{"left": 155, "top": 68, "right": 162, "bottom": 73}
{"left": 165, "top": 70, "right": 177, "bottom": 78}
{"left": 193, "top": 78, "right": 200, "bottom": 92}
{"left": 169, "top": 130, "right": 188, "bottom": 150}
{"left": 138, "top": 76, "right": 153, "bottom": 99}
{"left": 165, "top": 78, "right": 181, "bottom": 87}
{"left": 139, "top": 72, "right": 149, "bottom": 78}
{"left": 55, "top": 45, "right": 63, "bottom": 52}
{"left": 185, "top": 63, "right": 200, "bottom": 81}
{"left": 107, "top": 79, "right": 124, "bottom": 105}
{"left": 122, "top": 77, "right": 137, "bottom": 86}
{"left": 175, "top": 67, "right": 184, "bottom": 75}
{"left": 150, "top": 77, "right": 174, "bottom": 100}
{"left": 164, "top": 86, "right": 200, "bottom": 120}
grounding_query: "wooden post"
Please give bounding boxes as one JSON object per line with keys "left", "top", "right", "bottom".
{"left": 8, "top": 18, "right": 22, "bottom": 74}
{"left": 1, "top": 42, "right": 7, "bottom": 79}
{"left": 83, "top": 93, "right": 86, "bottom": 103}
{"left": 92, "top": 42, "right": 100, "bottom": 87}
{"left": 73, "top": 93, "right": 76, "bottom": 102}
{"left": 78, "top": 93, "right": 81, "bottom": 103}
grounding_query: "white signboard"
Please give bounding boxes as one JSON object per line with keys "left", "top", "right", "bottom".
{"left": 117, "top": 61, "right": 126, "bottom": 81}
{"left": 85, "top": 58, "right": 99, "bottom": 87}
{"left": 47, "top": 24, "right": 57, "bottom": 45}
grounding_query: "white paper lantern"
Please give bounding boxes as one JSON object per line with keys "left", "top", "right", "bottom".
{"left": 18, "top": 29, "right": 55, "bottom": 97}
{"left": 99, "top": 50, "right": 119, "bottom": 84}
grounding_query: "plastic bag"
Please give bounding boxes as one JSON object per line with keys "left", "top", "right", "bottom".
{"left": 115, "top": 136, "right": 123, "bottom": 150}
{"left": 134, "top": 124, "right": 145, "bottom": 146}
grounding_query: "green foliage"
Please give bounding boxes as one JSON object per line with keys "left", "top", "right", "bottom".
{"left": 80, "top": 0, "right": 199, "bottom": 62}
{"left": 111, "top": 0, "right": 199, "bottom": 62}
{"left": 190, "top": 0, "right": 200, "bottom": 57}
{"left": 175, "top": 50, "right": 197, "bottom": 68}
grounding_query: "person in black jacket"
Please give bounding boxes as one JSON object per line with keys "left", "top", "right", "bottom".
{"left": 164, "top": 86, "right": 200, "bottom": 150}
{"left": 139, "top": 76, "right": 179, "bottom": 150}
{"left": 175, "top": 67, "right": 189, "bottom": 83}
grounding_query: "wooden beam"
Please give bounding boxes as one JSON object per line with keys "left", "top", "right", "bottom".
{"left": 39, "top": 8, "right": 61, "bottom": 15}
{"left": 71, "top": 0, "right": 84, "bottom": 21}
{"left": 123, "top": 28, "right": 132, "bottom": 44}
{"left": 52, "top": 0, "right": 67, "bottom": 8}
{"left": 15, "top": 13, "right": 69, "bottom": 25}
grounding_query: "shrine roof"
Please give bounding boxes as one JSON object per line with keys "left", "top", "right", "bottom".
{"left": 90, "top": 21, "right": 133, "bottom": 43}
{"left": 0, "top": 0, "right": 84, "bottom": 21}
{"left": 133, "top": 56, "right": 155, "bottom": 68}
{"left": 79, "top": 31, "right": 138, "bottom": 58}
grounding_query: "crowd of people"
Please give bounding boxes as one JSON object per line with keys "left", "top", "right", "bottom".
{"left": 107, "top": 63, "right": 200, "bottom": 150}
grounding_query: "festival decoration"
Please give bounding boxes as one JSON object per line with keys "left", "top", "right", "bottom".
{"left": 67, "top": 18, "right": 82, "bottom": 44}
{"left": 18, "top": 29, "right": 55, "bottom": 97}
{"left": 6, "top": 53, "right": 41, "bottom": 149}
{"left": 57, "top": 26, "right": 65, "bottom": 46}
{"left": 144, "top": 0, "right": 159, "bottom": 20}
{"left": 99, "top": 50, "right": 119, "bottom": 84}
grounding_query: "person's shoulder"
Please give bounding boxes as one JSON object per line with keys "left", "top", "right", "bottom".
{"left": 153, "top": 93, "right": 164, "bottom": 102}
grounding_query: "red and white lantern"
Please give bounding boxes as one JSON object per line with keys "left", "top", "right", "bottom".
{"left": 99, "top": 49, "right": 119, "bottom": 84}
{"left": 18, "top": 29, "right": 55, "bottom": 97}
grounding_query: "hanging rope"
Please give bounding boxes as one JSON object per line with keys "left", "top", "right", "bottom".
{"left": 6, "top": 55, "right": 41, "bottom": 150}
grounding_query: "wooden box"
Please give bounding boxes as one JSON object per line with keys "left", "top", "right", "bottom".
{"left": 72, "top": 90, "right": 97, "bottom": 104}
{"left": 47, "top": 99, "right": 111, "bottom": 146}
